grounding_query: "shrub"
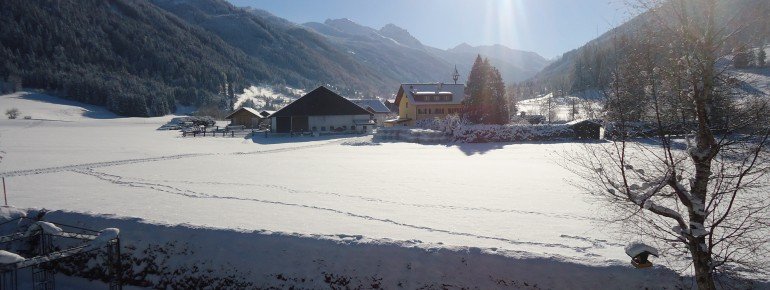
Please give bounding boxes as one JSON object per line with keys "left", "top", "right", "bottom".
{"left": 5, "top": 108, "right": 19, "bottom": 119}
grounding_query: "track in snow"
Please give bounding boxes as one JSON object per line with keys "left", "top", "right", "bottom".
{"left": 0, "top": 139, "right": 343, "bottom": 178}
{"left": 71, "top": 167, "right": 607, "bottom": 257}
{"left": 103, "top": 177, "right": 599, "bottom": 222}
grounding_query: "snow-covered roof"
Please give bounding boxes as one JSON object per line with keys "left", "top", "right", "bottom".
{"left": 259, "top": 110, "right": 276, "bottom": 117}
{"left": 348, "top": 99, "right": 391, "bottom": 114}
{"left": 624, "top": 242, "right": 659, "bottom": 257}
{"left": 396, "top": 83, "right": 465, "bottom": 106}
{"left": 566, "top": 119, "right": 602, "bottom": 126}
{"left": 225, "top": 107, "right": 262, "bottom": 119}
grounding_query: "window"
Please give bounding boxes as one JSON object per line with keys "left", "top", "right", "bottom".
{"left": 351, "top": 125, "right": 356, "bottom": 131}
{"left": 363, "top": 126, "right": 367, "bottom": 131}
{"left": 312, "top": 126, "right": 317, "bottom": 131}
{"left": 321, "top": 126, "right": 326, "bottom": 131}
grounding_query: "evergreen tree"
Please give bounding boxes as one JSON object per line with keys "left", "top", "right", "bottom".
{"left": 463, "top": 55, "right": 486, "bottom": 123}
{"left": 463, "top": 55, "right": 509, "bottom": 124}
{"left": 485, "top": 63, "right": 508, "bottom": 124}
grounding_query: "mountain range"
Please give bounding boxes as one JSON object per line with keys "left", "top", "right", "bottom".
{"left": 0, "top": 0, "right": 550, "bottom": 116}
{"left": 9, "top": 0, "right": 764, "bottom": 117}
{"left": 302, "top": 18, "right": 550, "bottom": 88}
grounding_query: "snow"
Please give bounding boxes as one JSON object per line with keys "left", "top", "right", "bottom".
{"left": 84, "top": 227, "right": 119, "bottom": 250}
{"left": 0, "top": 205, "right": 27, "bottom": 222}
{"left": 0, "top": 92, "right": 768, "bottom": 288}
{"left": 0, "top": 250, "right": 24, "bottom": 264}
{"left": 26, "top": 221, "right": 63, "bottom": 235}
{"left": 517, "top": 90, "right": 604, "bottom": 122}
{"left": 624, "top": 242, "right": 659, "bottom": 257}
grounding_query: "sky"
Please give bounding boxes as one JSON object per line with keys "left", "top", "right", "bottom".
{"left": 227, "top": 0, "right": 637, "bottom": 59}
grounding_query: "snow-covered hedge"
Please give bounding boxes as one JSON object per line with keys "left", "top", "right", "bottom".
{"left": 453, "top": 124, "right": 574, "bottom": 143}
{"left": 374, "top": 127, "right": 450, "bottom": 143}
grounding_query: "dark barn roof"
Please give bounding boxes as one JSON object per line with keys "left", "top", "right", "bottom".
{"left": 271, "top": 86, "right": 373, "bottom": 117}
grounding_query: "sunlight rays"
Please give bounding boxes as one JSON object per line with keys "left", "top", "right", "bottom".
{"left": 482, "top": 0, "right": 524, "bottom": 50}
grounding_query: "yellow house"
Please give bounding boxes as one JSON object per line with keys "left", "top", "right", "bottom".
{"left": 385, "top": 83, "right": 466, "bottom": 127}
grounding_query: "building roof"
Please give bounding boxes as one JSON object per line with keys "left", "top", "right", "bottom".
{"left": 565, "top": 119, "right": 603, "bottom": 126}
{"left": 347, "top": 99, "right": 391, "bottom": 114}
{"left": 225, "top": 107, "right": 261, "bottom": 119}
{"left": 270, "top": 86, "right": 373, "bottom": 118}
{"left": 259, "top": 110, "right": 276, "bottom": 117}
{"left": 395, "top": 83, "right": 466, "bottom": 106}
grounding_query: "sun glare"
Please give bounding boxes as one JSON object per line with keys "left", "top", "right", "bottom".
{"left": 483, "top": 0, "right": 524, "bottom": 49}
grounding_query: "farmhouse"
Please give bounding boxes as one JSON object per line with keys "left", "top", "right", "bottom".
{"left": 225, "top": 107, "right": 263, "bottom": 129}
{"left": 270, "top": 86, "right": 375, "bottom": 133}
{"left": 348, "top": 99, "right": 391, "bottom": 126}
{"left": 385, "top": 83, "right": 466, "bottom": 127}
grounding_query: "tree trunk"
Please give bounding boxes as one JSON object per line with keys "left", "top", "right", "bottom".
{"left": 691, "top": 243, "right": 717, "bottom": 290}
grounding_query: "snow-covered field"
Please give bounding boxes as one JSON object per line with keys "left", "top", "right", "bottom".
{"left": 0, "top": 92, "right": 767, "bottom": 288}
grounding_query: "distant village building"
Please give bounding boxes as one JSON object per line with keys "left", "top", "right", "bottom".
{"left": 385, "top": 83, "right": 466, "bottom": 127}
{"left": 269, "top": 86, "right": 375, "bottom": 133}
{"left": 348, "top": 99, "right": 392, "bottom": 126}
{"left": 225, "top": 107, "right": 263, "bottom": 129}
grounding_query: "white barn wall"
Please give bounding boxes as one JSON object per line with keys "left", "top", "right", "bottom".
{"left": 310, "top": 114, "right": 372, "bottom": 132}
{"left": 270, "top": 115, "right": 374, "bottom": 133}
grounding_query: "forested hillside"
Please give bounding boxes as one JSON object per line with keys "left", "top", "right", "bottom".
{"left": 0, "top": 0, "right": 272, "bottom": 116}
{"left": 0, "top": 0, "right": 390, "bottom": 116}
{"left": 150, "top": 0, "right": 391, "bottom": 96}
{"left": 521, "top": 0, "right": 770, "bottom": 99}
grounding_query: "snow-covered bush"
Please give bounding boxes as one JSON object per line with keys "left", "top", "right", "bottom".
{"left": 452, "top": 124, "right": 574, "bottom": 143}
{"left": 452, "top": 124, "right": 513, "bottom": 143}
{"left": 414, "top": 114, "right": 468, "bottom": 133}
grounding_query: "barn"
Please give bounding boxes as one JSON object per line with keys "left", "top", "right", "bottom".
{"left": 225, "top": 107, "right": 262, "bottom": 129}
{"left": 567, "top": 119, "right": 604, "bottom": 140}
{"left": 270, "top": 86, "right": 375, "bottom": 134}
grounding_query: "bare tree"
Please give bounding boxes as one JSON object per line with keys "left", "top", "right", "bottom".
{"left": 539, "top": 94, "right": 557, "bottom": 124}
{"left": 5, "top": 108, "right": 19, "bottom": 119}
{"left": 569, "top": 1, "right": 770, "bottom": 289}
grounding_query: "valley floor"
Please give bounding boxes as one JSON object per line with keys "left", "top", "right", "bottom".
{"left": 0, "top": 92, "right": 767, "bottom": 289}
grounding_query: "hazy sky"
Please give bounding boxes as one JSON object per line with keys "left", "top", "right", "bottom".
{"left": 227, "top": 0, "right": 636, "bottom": 59}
